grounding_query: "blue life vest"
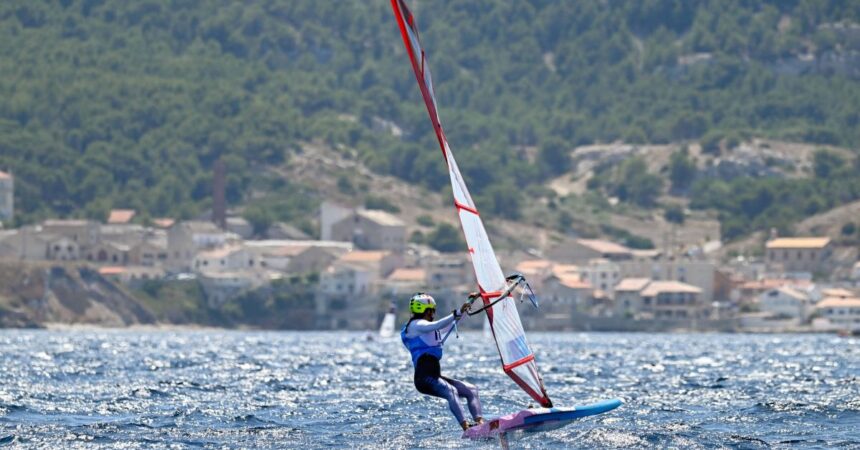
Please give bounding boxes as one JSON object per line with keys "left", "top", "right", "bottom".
{"left": 401, "top": 320, "right": 443, "bottom": 367}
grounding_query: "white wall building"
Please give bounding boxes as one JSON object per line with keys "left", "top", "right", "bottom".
{"left": 581, "top": 258, "right": 620, "bottom": 293}
{"left": 815, "top": 297, "right": 860, "bottom": 331}
{"left": 167, "top": 221, "right": 240, "bottom": 271}
{"left": 193, "top": 244, "right": 256, "bottom": 272}
{"left": 757, "top": 286, "right": 812, "bottom": 324}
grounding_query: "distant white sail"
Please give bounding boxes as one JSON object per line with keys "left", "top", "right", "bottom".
{"left": 379, "top": 312, "right": 396, "bottom": 338}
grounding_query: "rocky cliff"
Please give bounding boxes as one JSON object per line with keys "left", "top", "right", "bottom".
{"left": 0, "top": 262, "right": 155, "bottom": 328}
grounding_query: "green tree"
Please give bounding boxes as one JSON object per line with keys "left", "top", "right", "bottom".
{"left": 813, "top": 149, "right": 845, "bottom": 179}
{"left": 427, "top": 223, "right": 466, "bottom": 253}
{"left": 664, "top": 205, "right": 685, "bottom": 224}
{"left": 613, "top": 157, "right": 664, "bottom": 207}
{"left": 668, "top": 148, "right": 697, "bottom": 193}
{"left": 537, "top": 137, "right": 571, "bottom": 177}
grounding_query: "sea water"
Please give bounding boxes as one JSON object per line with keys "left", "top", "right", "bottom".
{"left": 0, "top": 330, "right": 858, "bottom": 449}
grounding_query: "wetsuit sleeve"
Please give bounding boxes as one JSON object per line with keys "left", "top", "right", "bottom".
{"left": 404, "top": 314, "right": 459, "bottom": 337}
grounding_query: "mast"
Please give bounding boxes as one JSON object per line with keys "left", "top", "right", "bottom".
{"left": 390, "top": 0, "right": 551, "bottom": 407}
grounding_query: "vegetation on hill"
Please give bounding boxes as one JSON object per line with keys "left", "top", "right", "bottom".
{"left": 1, "top": 1, "right": 859, "bottom": 240}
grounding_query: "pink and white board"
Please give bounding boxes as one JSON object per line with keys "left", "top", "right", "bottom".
{"left": 462, "top": 398, "right": 623, "bottom": 439}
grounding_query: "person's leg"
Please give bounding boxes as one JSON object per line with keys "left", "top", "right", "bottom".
{"left": 416, "top": 376, "right": 467, "bottom": 426}
{"left": 442, "top": 377, "right": 483, "bottom": 422}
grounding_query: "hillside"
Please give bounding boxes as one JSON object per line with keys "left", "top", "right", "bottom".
{"left": 1, "top": 1, "right": 860, "bottom": 242}
{"left": 0, "top": 261, "right": 155, "bottom": 327}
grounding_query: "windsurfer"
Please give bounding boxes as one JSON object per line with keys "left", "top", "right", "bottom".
{"left": 401, "top": 293, "right": 485, "bottom": 430}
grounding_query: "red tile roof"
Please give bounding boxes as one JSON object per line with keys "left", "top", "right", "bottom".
{"left": 107, "top": 209, "right": 136, "bottom": 224}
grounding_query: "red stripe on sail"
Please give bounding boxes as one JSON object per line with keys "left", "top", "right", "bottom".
{"left": 506, "top": 366, "right": 553, "bottom": 408}
{"left": 455, "top": 201, "right": 479, "bottom": 215}
{"left": 503, "top": 354, "right": 535, "bottom": 371}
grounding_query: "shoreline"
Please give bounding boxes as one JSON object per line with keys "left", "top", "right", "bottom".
{"left": 0, "top": 323, "right": 847, "bottom": 335}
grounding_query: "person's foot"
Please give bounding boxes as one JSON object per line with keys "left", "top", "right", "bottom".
{"left": 460, "top": 420, "right": 471, "bottom": 431}
{"left": 475, "top": 417, "right": 485, "bottom": 425}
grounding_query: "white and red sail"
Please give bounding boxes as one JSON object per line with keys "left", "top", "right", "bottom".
{"left": 390, "top": 0, "right": 552, "bottom": 407}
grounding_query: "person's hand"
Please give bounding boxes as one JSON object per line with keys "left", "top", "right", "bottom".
{"left": 459, "top": 302, "right": 472, "bottom": 314}
{"left": 468, "top": 291, "right": 481, "bottom": 301}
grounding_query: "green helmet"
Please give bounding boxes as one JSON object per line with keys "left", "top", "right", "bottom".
{"left": 409, "top": 293, "right": 436, "bottom": 314}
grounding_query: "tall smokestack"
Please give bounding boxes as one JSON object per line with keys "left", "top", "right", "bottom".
{"left": 213, "top": 158, "right": 226, "bottom": 229}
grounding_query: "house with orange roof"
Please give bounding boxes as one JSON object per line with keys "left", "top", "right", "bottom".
{"left": 521, "top": 270, "right": 592, "bottom": 327}
{"left": 152, "top": 218, "right": 175, "bottom": 229}
{"left": 765, "top": 237, "right": 832, "bottom": 273}
{"left": 98, "top": 265, "right": 165, "bottom": 284}
{"left": 640, "top": 280, "right": 704, "bottom": 320}
{"left": 514, "top": 259, "right": 555, "bottom": 279}
{"left": 613, "top": 278, "right": 652, "bottom": 317}
{"left": 619, "top": 258, "right": 716, "bottom": 303}
{"left": 107, "top": 209, "right": 136, "bottom": 224}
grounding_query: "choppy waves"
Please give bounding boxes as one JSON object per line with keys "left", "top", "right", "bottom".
{"left": 0, "top": 331, "right": 858, "bottom": 448}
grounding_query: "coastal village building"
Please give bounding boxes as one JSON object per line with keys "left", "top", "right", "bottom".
{"left": 130, "top": 237, "right": 169, "bottom": 267}
{"left": 0, "top": 170, "right": 13, "bottom": 223}
{"left": 167, "top": 221, "right": 240, "bottom": 271}
{"left": 382, "top": 267, "right": 427, "bottom": 294}
{"left": 338, "top": 250, "right": 401, "bottom": 279}
{"left": 757, "top": 286, "right": 812, "bottom": 324}
{"left": 243, "top": 240, "right": 351, "bottom": 273}
{"left": 198, "top": 270, "right": 268, "bottom": 308}
{"left": 98, "top": 266, "right": 165, "bottom": 285}
{"left": 319, "top": 201, "right": 353, "bottom": 241}
{"left": 581, "top": 258, "right": 620, "bottom": 293}
{"left": 640, "top": 280, "right": 703, "bottom": 319}
{"left": 266, "top": 222, "right": 311, "bottom": 240}
{"left": 193, "top": 244, "right": 256, "bottom": 272}
{"left": 619, "top": 259, "right": 716, "bottom": 302}
{"left": 330, "top": 209, "right": 406, "bottom": 252}
{"left": 85, "top": 241, "right": 131, "bottom": 265}
{"left": 814, "top": 296, "right": 860, "bottom": 331}
{"left": 765, "top": 237, "right": 832, "bottom": 273}
{"left": 225, "top": 217, "right": 254, "bottom": 239}
{"left": 546, "top": 238, "right": 633, "bottom": 263}
{"left": 46, "top": 236, "right": 80, "bottom": 261}
{"left": 613, "top": 278, "right": 652, "bottom": 318}
{"left": 43, "top": 219, "right": 100, "bottom": 248}
{"left": 424, "top": 254, "right": 474, "bottom": 291}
